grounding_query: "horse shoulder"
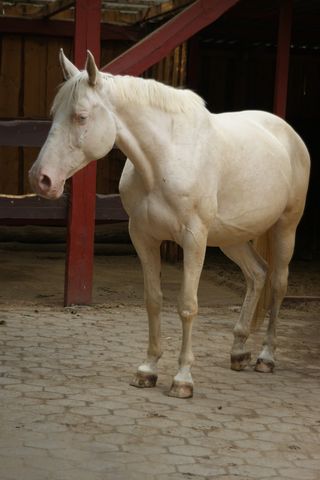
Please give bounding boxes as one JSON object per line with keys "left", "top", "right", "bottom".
{"left": 119, "top": 158, "right": 145, "bottom": 216}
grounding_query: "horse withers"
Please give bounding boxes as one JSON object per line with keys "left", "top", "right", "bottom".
{"left": 29, "top": 51, "right": 310, "bottom": 398}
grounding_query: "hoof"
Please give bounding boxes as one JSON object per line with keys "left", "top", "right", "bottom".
{"left": 255, "top": 358, "right": 274, "bottom": 373}
{"left": 168, "top": 381, "right": 193, "bottom": 399}
{"left": 230, "top": 352, "right": 251, "bottom": 371}
{"left": 130, "top": 371, "right": 158, "bottom": 388}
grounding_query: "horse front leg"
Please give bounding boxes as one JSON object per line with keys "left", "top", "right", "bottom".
{"left": 129, "top": 224, "right": 163, "bottom": 388}
{"left": 168, "top": 227, "right": 207, "bottom": 399}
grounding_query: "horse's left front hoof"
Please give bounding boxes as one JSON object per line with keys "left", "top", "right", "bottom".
{"left": 130, "top": 371, "right": 158, "bottom": 388}
{"left": 255, "top": 358, "right": 275, "bottom": 373}
{"left": 167, "top": 380, "right": 193, "bottom": 399}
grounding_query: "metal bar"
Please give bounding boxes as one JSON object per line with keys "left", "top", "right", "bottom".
{"left": 64, "top": 0, "right": 101, "bottom": 306}
{"left": 102, "top": 0, "right": 240, "bottom": 75}
{"left": 273, "top": 0, "right": 293, "bottom": 118}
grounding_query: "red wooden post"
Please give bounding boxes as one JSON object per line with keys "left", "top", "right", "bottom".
{"left": 64, "top": 0, "right": 101, "bottom": 306}
{"left": 273, "top": 0, "right": 293, "bottom": 118}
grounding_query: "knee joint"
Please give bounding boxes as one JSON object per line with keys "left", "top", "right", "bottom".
{"left": 178, "top": 305, "right": 198, "bottom": 321}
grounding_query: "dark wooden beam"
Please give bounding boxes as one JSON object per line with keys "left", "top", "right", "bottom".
{"left": 64, "top": 0, "right": 101, "bottom": 306}
{"left": 95, "top": 194, "right": 128, "bottom": 222}
{"left": 0, "top": 194, "right": 67, "bottom": 222}
{"left": 273, "top": 0, "right": 293, "bottom": 118}
{"left": 0, "top": 120, "right": 51, "bottom": 147}
{"left": 0, "top": 17, "right": 141, "bottom": 41}
{"left": 102, "top": 0, "right": 240, "bottom": 75}
{"left": 0, "top": 194, "right": 127, "bottom": 224}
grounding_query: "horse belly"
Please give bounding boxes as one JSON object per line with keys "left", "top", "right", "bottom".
{"left": 208, "top": 188, "right": 288, "bottom": 247}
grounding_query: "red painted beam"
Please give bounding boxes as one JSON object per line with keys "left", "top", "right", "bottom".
{"left": 273, "top": 0, "right": 293, "bottom": 118}
{"left": 64, "top": 0, "right": 101, "bottom": 306}
{"left": 0, "top": 193, "right": 127, "bottom": 224}
{"left": 102, "top": 0, "right": 240, "bottom": 75}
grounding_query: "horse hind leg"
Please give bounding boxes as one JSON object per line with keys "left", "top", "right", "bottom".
{"left": 221, "top": 242, "right": 268, "bottom": 371}
{"left": 255, "top": 219, "right": 297, "bottom": 373}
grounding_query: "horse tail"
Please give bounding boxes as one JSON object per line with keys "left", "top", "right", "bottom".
{"left": 250, "top": 230, "right": 273, "bottom": 332}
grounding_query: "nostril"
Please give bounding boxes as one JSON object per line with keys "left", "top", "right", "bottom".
{"left": 39, "top": 174, "right": 52, "bottom": 190}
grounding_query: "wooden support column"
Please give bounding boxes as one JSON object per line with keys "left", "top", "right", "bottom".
{"left": 273, "top": 0, "right": 293, "bottom": 118}
{"left": 64, "top": 0, "right": 101, "bottom": 306}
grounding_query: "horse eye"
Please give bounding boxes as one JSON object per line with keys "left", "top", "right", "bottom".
{"left": 75, "top": 113, "right": 88, "bottom": 123}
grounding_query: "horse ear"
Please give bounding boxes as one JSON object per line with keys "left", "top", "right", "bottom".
{"left": 85, "top": 50, "right": 99, "bottom": 86}
{"left": 59, "top": 49, "right": 79, "bottom": 80}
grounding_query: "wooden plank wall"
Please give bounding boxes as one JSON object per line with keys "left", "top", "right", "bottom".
{"left": 197, "top": 45, "right": 320, "bottom": 120}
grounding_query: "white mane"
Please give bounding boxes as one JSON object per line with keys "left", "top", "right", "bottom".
{"left": 51, "top": 71, "right": 207, "bottom": 117}
{"left": 103, "top": 73, "right": 207, "bottom": 116}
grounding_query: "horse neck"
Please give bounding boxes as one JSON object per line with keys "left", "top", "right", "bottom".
{"left": 108, "top": 91, "right": 174, "bottom": 191}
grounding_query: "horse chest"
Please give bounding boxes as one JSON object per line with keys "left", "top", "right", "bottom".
{"left": 132, "top": 192, "right": 181, "bottom": 238}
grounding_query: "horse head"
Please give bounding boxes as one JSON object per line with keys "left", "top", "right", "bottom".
{"left": 29, "top": 50, "right": 116, "bottom": 199}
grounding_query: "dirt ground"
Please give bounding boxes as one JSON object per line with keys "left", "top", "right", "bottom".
{"left": 0, "top": 224, "right": 319, "bottom": 309}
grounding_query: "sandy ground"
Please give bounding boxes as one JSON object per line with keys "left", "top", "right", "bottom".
{"left": 0, "top": 236, "right": 319, "bottom": 309}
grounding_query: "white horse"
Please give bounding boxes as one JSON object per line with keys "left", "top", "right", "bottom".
{"left": 29, "top": 51, "right": 310, "bottom": 398}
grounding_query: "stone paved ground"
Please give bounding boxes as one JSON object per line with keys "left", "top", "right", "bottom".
{"left": 0, "top": 251, "right": 320, "bottom": 479}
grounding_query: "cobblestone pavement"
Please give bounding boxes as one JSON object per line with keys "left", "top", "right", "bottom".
{"left": 0, "top": 254, "right": 320, "bottom": 479}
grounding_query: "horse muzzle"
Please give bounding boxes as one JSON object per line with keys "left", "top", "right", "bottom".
{"left": 29, "top": 167, "right": 65, "bottom": 200}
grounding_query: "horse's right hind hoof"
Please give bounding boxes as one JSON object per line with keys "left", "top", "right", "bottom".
{"left": 230, "top": 352, "right": 251, "bottom": 371}
{"left": 130, "top": 371, "right": 158, "bottom": 388}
